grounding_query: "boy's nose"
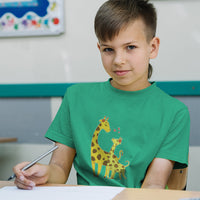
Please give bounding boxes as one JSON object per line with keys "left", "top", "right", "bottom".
{"left": 113, "top": 51, "right": 126, "bottom": 65}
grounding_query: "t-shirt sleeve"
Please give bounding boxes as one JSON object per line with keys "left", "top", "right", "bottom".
{"left": 45, "top": 89, "right": 75, "bottom": 149}
{"left": 156, "top": 107, "right": 190, "bottom": 169}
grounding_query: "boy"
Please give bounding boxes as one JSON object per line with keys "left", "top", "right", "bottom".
{"left": 13, "top": 0, "right": 190, "bottom": 190}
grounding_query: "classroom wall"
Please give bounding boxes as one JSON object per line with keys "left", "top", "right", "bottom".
{"left": 0, "top": 0, "right": 200, "bottom": 83}
{"left": 0, "top": 0, "right": 107, "bottom": 84}
{"left": 0, "top": 0, "right": 200, "bottom": 191}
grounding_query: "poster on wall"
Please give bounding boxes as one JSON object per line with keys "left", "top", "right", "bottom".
{"left": 0, "top": 0, "right": 64, "bottom": 37}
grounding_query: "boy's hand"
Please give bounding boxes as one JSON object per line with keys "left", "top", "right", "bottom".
{"left": 13, "top": 162, "right": 49, "bottom": 190}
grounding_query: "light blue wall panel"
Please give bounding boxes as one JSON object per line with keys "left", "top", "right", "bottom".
{"left": 0, "top": 98, "right": 52, "bottom": 144}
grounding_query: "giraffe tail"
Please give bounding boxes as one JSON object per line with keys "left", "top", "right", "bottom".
{"left": 119, "top": 150, "right": 123, "bottom": 159}
{"left": 125, "top": 161, "right": 130, "bottom": 167}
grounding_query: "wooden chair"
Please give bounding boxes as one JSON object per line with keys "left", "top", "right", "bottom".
{"left": 167, "top": 167, "right": 188, "bottom": 190}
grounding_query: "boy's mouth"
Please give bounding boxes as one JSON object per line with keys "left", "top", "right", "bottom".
{"left": 114, "top": 70, "right": 130, "bottom": 76}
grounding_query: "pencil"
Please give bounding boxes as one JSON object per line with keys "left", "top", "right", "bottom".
{"left": 7, "top": 145, "right": 58, "bottom": 181}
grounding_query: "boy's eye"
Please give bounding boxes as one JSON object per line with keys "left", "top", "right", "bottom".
{"left": 127, "top": 45, "right": 136, "bottom": 50}
{"left": 103, "top": 48, "right": 113, "bottom": 52}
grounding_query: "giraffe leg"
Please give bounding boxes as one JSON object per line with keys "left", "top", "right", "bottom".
{"left": 110, "top": 170, "right": 116, "bottom": 179}
{"left": 92, "top": 161, "right": 96, "bottom": 176}
{"left": 97, "top": 163, "right": 102, "bottom": 176}
{"left": 122, "top": 169, "right": 127, "bottom": 179}
{"left": 119, "top": 172, "right": 122, "bottom": 180}
{"left": 104, "top": 167, "right": 110, "bottom": 178}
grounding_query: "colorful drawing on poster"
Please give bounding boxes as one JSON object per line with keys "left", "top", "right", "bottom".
{"left": 0, "top": 0, "right": 64, "bottom": 37}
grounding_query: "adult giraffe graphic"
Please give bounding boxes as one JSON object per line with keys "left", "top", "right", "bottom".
{"left": 91, "top": 116, "right": 110, "bottom": 176}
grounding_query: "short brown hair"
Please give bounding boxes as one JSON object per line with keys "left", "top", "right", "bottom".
{"left": 94, "top": 0, "right": 157, "bottom": 42}
{"left": 94, "top": 0, "right": 157, "bottom": 79}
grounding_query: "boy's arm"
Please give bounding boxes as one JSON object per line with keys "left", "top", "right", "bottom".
{"left": 48, "top": 142, "right": 76, "bottom": 183}
{"left": 141, "top": 158, "right": 174, "bottom": 189}
{"left": 14, "top": 142, "right": 76, "bottom": 189}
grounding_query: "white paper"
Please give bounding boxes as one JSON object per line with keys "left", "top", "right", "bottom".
{"left": 0, "top": 186, "right": 124, "bottom": 200}
{"left": 179, "top": 199, "right": 200, "bottom": 200}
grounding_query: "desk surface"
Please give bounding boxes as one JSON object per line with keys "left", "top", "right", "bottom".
{"left": 1, "top": 181, "right": 200, "bottom": 200}
{"left": 0, "top": 137, "right": 17, "bottom": 143}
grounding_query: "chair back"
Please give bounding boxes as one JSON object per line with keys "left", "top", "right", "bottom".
{"left": 167, "top": 167, "right": 188, "bottom": 190}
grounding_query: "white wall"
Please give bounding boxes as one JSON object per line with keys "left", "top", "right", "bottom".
{"left": 0, "top": 0, "right": 108, "bottom": 84}
{"left": 0, "top": 0, "right": 200, "bottom": 83}
{"left": 151, "top": 0, "right": 200, "bottom": 81}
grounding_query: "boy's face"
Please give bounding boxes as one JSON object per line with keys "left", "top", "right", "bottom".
{"left": 97, "top": 18, "right": 160, "bottom": 91}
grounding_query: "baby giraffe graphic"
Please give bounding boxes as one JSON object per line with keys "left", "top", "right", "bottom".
{"left": 91, "top": 116, "right": 111, "bottom": 176}
{"left": 104, "top": 138, "right": 130, "bottom": 179}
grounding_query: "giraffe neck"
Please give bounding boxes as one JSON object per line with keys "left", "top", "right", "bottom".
{"left": 110, "top": 144, "right": 117, "bottom": 154}
{"left": 92, "top": 123, "right": 103, "bottom": 145}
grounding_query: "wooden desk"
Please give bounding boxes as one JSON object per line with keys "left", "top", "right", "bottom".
{"left": 113, "top": 188, "right": 200, "bottom": 200}
{"left": 0, "top": 181, "right": 15, "bottom": 188}
{"left": 0, "top": 137, "right": 17, "bottom": 143}
{"left": 1, "top": 181, "right": 200, "bottom": 200}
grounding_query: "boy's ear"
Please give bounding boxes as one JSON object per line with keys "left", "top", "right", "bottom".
{"left": 149, "top": 37, "right": 160, "bottom": 59}
{"left": 97, "top": 42, "right": 101, "bottom": 50}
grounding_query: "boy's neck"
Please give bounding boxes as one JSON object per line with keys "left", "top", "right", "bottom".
{"left": 110, "top": 79, "right": 151, "bottom": 92}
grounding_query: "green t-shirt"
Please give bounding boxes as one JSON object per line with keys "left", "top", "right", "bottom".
{"left": 45, "top": 80, "right": 190, "bottom": 188}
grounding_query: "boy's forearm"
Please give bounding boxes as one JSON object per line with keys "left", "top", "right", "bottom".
{"left": 47, "top": 163, "right": 69, "bottom": 184}
{"left": 141, "top": 182, "right": 165, "bottom": 189}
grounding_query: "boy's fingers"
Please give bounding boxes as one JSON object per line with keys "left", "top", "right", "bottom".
{"left": 13, "top": 161, "right": 37, "bottom": 190}
{"left": 14, "top": 175, "right": 35, "bottom": 190}
{"left": 21, "top": 163, "right": 44, "bottom": 178}
{"left": 13, "top": 161, "right": 30, "bottom": 175}
{"left": 13, "top": 163, "right": 48, "bottom": 189}
{"left": 14, "top": 178, "right": 35, "bottom": 190}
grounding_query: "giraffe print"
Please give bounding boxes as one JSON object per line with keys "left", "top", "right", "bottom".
{"left": 103, "top": 137, "right": 123, "bottom": 166}
{"left": 90, "top": 117, "right": 130, "bottom": 179}
{"left": 104, "top": 138, "right": 130, "bottom": 179}
{"left": 91, "top": 116, "right": 111, "bottom": 176}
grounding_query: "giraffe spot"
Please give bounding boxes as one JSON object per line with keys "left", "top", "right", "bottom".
{"left": 97, "top": 154, "right": 101, "bottom": 160}
{"left": 122, "top": 166, "right": 125, "bottom": 169}
{"left": 112, "top": 160, "right": 115, "bottom": 163}
{"left": 91, "top": 142, "right": 94, "bottom": 147}
{"left": 112, "top": 155, "right": 116, "bottom": 159}
{"left": 103, "top": 161, "right": 108, "bottom": 165}
{"left": 96, "top": 140, "right": 98, "bottom": 144}
{"left": 98, "top": 147, "right": 100, "bottom": 150}
{"left": 96, "top": 127, "right": 100, "bottom": 131}
{"left": 107, "top": 156, "right": 110, "bottom": 159}
{"left": 107, "top": 160, "right": 110, "bottom": 163}
{"left": 93, "top": 149, "right": 97, "bottom": 153}
{"left": 109, "top": 164, "right": 112, "bottom": 166}
{"left": 114, "top": 164, "right": 118, "bottom": 168}
{"left": 91, "top": 156, "right": 95, "bottom": 161}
